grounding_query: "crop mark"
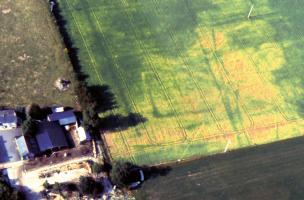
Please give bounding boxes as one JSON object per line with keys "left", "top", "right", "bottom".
{"left": 151, "top": 0, "right": 225, "bottom": 134}
{"left": 183, "top": 1, "right": 255, "bottom": 130}
{"left": 88, "top": 5, "right": 155, "bottom": 148}
{"left": 118, "top": 0, "right": 188, "bottom": 142}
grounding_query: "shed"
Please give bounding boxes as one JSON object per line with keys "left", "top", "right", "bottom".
{"left": 0, "top": 110, "right": 17, "bottom": 129}
{"left": 47, "top": 110, "right": 77, "bottom": 126}
{"left": 76, "top": 127, "right": 91, "bottom": 143}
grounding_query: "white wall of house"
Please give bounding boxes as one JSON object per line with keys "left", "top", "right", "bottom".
{"left": 0, "top": 122, "right": 17, "bottom": 129}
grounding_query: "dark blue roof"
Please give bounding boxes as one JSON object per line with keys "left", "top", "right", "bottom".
{"left": 48, "top": 110, "right": 77, "bottom": 125}
{"left": 36, "top": 122, "right": 68, "bottom": 152}
{"left": 0, "top": 110, "right": 17, "bottom": 124}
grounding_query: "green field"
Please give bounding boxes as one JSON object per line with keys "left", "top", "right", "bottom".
{"left": 0, "top": 0, "right": 75, "bottom": 107}
{"left": 58, "top": 0, "right": 304, "bottom": 165}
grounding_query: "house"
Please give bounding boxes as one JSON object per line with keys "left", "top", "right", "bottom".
{"left": 0, "top": 128, "right": 22, "bottom": 163}
{"left": 0, "top": 110, "right": 17, "bottom": 129}
{"left": 15, "top": 135, "right": 40, "bottom": 160}
{"left": 35, "top": 121, "right": 68, "bottom": 152}
{"left": 47, "top": 110, "right": 77, "bottom": 126}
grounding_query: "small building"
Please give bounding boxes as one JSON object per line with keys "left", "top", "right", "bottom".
{"left": 35, "top": 121, "right": 68, "bottom": 152}
{"left": 0, "top": 110, "right": 17, "bottom": 130}
{"left": 76, "top": 127, "right": 91, "bottom": 143}
{"left": 15, "top": 136, "right": 40, "bottom": 160}
{"left": 47, "top": 110, "right": 77, "bottom": 126}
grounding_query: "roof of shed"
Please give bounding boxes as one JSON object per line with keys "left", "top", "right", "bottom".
{"left": 48, "top": 110, "right": 77, "bottom": 125}
{"left": 0, "top": 110, "right": 17, "bottom": 124}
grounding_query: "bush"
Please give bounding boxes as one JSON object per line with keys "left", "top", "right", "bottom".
{"left": 79, "top": 176, "right": 103, "bottom": 196}
{"left": 26, "top": 103, "right": 43, "bottom": 120}
{"left": 53, "top": 182, "right": 62, "bottom": 193}
{"left": 0, "top": 179, "right": 24, "bottom": 200}
{"left": 110, "top": 160, "right": 134, "bottom": 188}
{"left": 43, "top": 180, "right": 51, "bottom": 190}
{"left": 21, "top": 118, "right": 37, "bottom": 137}
{"left": 92, "top": 162, "right": 103, "bottom": 174}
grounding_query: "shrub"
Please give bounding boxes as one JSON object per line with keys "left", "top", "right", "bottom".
{"left": 79, "top": 176, "right": 103, "bottom": 195}
{"left": 92, "top": 162, "right": 104, "bottom": 174}
{"left": 26, "top": 103, "right": 43, "bottom": 120}
{"left": 21, "top": 118, "right": 37, "bottom": 137}
{"left": 110, "top": 160, "right": 134, "bottom": 188}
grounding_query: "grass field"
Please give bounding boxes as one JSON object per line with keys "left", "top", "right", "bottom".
{"left": 0, "top": 0, "right": 75, "bottom": 107}
{"left": 135, "top": 136, "right": 304, "bottom": 200}
{"left": 58, "top": 0, "right": 304, "bottom": 165}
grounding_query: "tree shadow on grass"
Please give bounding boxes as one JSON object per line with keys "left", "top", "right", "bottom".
{"left": 52, "top": 0, "right": 146, "bottom": 122}
{"left": 87, "top": 85, "right": 118, "bottom": 113}
{"left": 52, "top": 0, "right": 148, "bottom": 163}
{"left": 142, "top": 165, "right": 172, "bottom": 180}
{"left": 100, "top": 113, "right": 147, "bottom": 132}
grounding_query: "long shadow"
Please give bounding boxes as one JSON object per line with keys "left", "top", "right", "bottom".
{"left": 86, "top": 85, "right": 117, "bottom": 113}
{"left": 142, "top": 165, "right": 172, "bottom": 180}
{"left": 51, "top": 1, "right": 148, "bottom": 163}
{"left": 51, "top": 0, "right": 87, "bottom": 82}
{"left": 100, "top": 113, "right": 147, "bottom": 132}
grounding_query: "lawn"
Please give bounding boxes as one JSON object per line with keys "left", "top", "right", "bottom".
{"left": 0, "top": 0, "right": 75, "bottom": 107}
{"left": 58, "top": 0, "right": 304, "bottom": 165}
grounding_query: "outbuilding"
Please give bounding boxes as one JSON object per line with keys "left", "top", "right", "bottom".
{"left": 47, "top": 110, "right": 77, "bottom": 126}
{"left": 0, "top": 110, "right": 17, "bottom": 130}
{"left": 76, "top": 126, "right": 91, "bottom": 144}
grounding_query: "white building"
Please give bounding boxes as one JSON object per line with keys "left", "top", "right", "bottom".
{"left": 76, "top": 126, "right": 91, "bottom": 143}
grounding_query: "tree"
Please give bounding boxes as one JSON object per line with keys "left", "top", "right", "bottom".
{"left": 110, "top": 160, "right": 134, "bottom": 188}
{"left": 79, "top": 176, "right": 95, "bottom": 195}
{"left": 75, "top": 81, "right": 91, "bottom": 108}
{"left": 82, "top": 107, "right": 100, "bottom": 139}
{"left": 0, "top": 179, "right": 24, "bottom": 200}
{"left": 43, "top": 180, "right": 51, "bottom": 190}
{"left": 79, "top": 176, "right": 103, "bottom": 196}
{"left": 22, "top": 118, "right": 37, "bottom": 137}
{"left": 26, "top": 103, "right": 43, "bottom": 120}
{"left": 91, "top": 162, "right": 103, "bottom": 174}
{"left": 53, "top": 182, "right": 62, "bottom": 193}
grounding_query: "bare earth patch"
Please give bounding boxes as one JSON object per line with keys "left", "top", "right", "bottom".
{"left": 2, "top": 8, "right": 11, "bottom": 14}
